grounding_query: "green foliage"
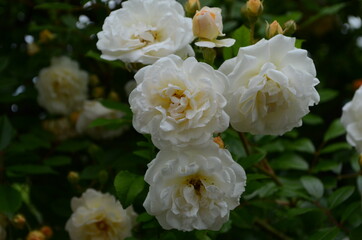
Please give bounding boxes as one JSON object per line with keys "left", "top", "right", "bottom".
{"left": 114, "top": 171, "right": 145, "bottom": 208}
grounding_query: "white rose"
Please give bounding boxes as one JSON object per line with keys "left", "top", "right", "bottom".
{"left": 341, "top": 86, "right": 362, "bottom": 154}
{"left": 219, "top": 34, "right": 320, "bottom": 135}
{"left": 96, "top": 0, "right": 194, "bottom": 65}
{"left": 129, "top": 55, "right": 229, "bottom": 149}
{"left": 0, "top": 214, "right": 6, "bottom": 240}
{"left": 143, "top": 141, "right": 246, "bottom": 231}
{"left": 193, "top": 7, "right": 235, "bottom": 48}
{"left": 76, "top": 100, "right": 127, "bottom": 139}
{"left": 35, "top": 56, "right": 89, "bottom": 115}
{"left": 65, "top": 189, "right": 137, "bottom": 240}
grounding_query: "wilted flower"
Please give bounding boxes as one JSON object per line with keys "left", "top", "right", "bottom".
{"left": 192, "top": 7, "right": 235, "bottom": 48}
{"left": 65, "top": 189, "right": 137, "bottom": 240}
{"left": 35, "top": 56, "right": 89, "bottom": 115}
{"left": 97, "top": 0, "right": 194, "bottom": 65}
{"left": 129, "top": 55, "right": 229, "bottom": 149}
{"left": 219, "top": 34, "right": 320, "bottom": 135}
{"left": 341, "top": 86, "right": 362, "bottom": 154}
{"left": 76, "top": 100, "right": 128, "bottom": 139}
{"left": 143, "top": 141, "right": 246, "bottom": 231}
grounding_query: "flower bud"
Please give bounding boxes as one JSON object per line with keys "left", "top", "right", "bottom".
{"left": 213, "top": 136, "right": 225, "bottom": 149}
{"left": 92, "top": 86, "right": 105, "bottom": 99}
{"left": 67, "top": 171, "right": 79, "bottom": 184}
{"left": 108, "top": 91, "right": 120, "bottom": 101}
{"left": 40, "top": 226, "right": 53, "bottom": 239}
{"left": 246, "top": 0, "right": 263, "bottom": 18}
{"left": 266, "top": 20, "right": 283, "bottom": 39}
{"left": 193, "top": 7, "right": 224, "bottom": 41}
{"left": 185, "top": 0, "right": 200, "bottom": 17}
{"left": 26, "top": 231, "right": 46, "bottom": 240}
{"left": 283, "top": 20, "right": 297, "bottom": 36}
{"left": 27, "top": 43, "right": 40, "bottom": 55}
{"left": 39, "top": 30, "right": 55, "bottom": 43}
{"left": 12, "top": 214, "right": 26, "bottom": 229}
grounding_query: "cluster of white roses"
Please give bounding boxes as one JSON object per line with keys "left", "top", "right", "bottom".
{"left": 96, "top": 0, "right": 320, "bottom": 232}
{"left": 35, "top": 56, "right": 127, "bottom": 140}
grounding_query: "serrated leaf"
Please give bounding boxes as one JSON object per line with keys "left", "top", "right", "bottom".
{"left": 0, "top": 115, "right": 14, "bottom": 150}
{"left": 238, "top": 151, "right": 266, "bottom": 169}
{"left": 309, "top": 227, "right": 340, "bottom": 240}
{"left": 0, "top": 185, "right": 22, "bottom": 216}
{"left": 320, "top": 142, "right": 352, "bottom": 154}
{"left": 270, "top": 153, "right": 309, "bottom": 170}
{"left": 328, "top": 186, "right": 355, "bottom": 209}
{"left": 323, "top": 119, "right": 346, "bottom": 142}
{"left": 114, "top": 171, "right": 145, "bottom": 208}
{"left": 300, "top": 176, "right": 324, "bottom": 199}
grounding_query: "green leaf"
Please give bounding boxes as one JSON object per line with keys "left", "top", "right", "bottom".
{"left": 86, "top": 50, "right": 125, "bottom": 68}
{"left": 312, "top": 159, "right": 341, "bottom": 173}
{"left": 287, "top": 138, "right": 315, "bottom": 153}
{"left": 137, "top": 212, "right": 154, "bottom": 223}
{"left": 0, "top": 57, "right": 8, "bottom": 73}
{"left": 56, "top": 139, "right": 91, "bottom": 152}
{"left": 288, "top": 207, "right": 318, "bottom": 216}
{"left": 270, "top": 153, "right": 309, "bottom": 170}
{"left": 238, "top": 151, "right": 266, "bottom": 169}
{"left": 44, "top": 156, "right": 71, "bottom": 166}
{"left": 295, "top": 39, "right": 305, "bottom": 49}
{"left": 323, "top": 119, "right": 346, "bottom": 142}
{"left": 114, "top": 171, "right": 145, "bottom": 208}
{"left": 88, "top": 118, "right": 129, "bottom": 129}
{"left": 319, "top": 89, "right": 339, "bottom": 103}
{"left": 35, "top": 2, "right": 74, "bottom": 10}
{"left": 100, "top": 99, "right": 132, "bottom": 114}
{"left": 0, "top": 185, "right": 22, "bottom": 216}
{"left": 328, "top": 186, "right": 355, "bottom": 209}
{"left": 309, "top": 227, "right": 340, "bottom": 240}
{"left": 303, "top": 114, "right": 324, "bottom": 125}
{"left": 0, "top": 115, "right": 14, "bottom": 150}
{"left": 320, "top": 142, "right": 352, "bottom": 154}
{"left": 224, "top": 25, "right": 251, "bottom": 59}
{"left": 7, "top": 165, "right": 57, "bottom": 175}
{"left": 341, "top": 202, "right": 360, "bottom": 223}
{"left": 80, "top": 165, "right": 103, "bottom": 180}
{"left": 300, "top": 176, "right": 324, "bottom": 199}
{"left": 350, "top": 225, "right": 362, "bottom": 240}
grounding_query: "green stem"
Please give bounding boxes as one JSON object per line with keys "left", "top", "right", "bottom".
{"left": 250, "top": 22, "right": 255, "bottom": 44}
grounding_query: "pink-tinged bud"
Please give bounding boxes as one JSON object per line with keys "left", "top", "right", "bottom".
{"left": 266, "top": 20, "right": 283, "bottom": 39}
{"left": 26, "top": 231, "right": 46, "bottom": 240}
{"left": 246, "top": 0, "right": 263, "bottom": 18}
{"left": 193, "top": 7, "right": 224, "bottom": 41}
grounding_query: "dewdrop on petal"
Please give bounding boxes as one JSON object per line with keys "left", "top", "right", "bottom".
{"left": 192, "top": 7, "right": 235, "bottom": 48}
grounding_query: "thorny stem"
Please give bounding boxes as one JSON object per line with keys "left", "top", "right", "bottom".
{"left": 255, "top": 219, "right": 293, "bottom": 240}
{"left": 313, "top": 201, "right": 349, "bottom": 233}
